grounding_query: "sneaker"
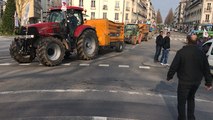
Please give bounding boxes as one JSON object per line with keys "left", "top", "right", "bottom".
{"left": 160, "top": 63, "right": 164, "bottom": 65}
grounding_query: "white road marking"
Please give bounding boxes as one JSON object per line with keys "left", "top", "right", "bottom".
{"left": 99, "top": 64, "right": 109, "bottom": 67}
{"left": 139, "top": 66, "right": 151, "bottom": 69}
{"left": 118, "top": 65, "right": 130, "bottom": 68}
{"left": 19, "top": 63, "right": 31, "bottom": 66}
{"left": 0, "top": 63, "right": 12, "bottom": 66}
{"left": 93, "top": 116, "right": 107, "bottom": 120}
{"left": 0, "top": 89, "right": 212, "bottom": 103}
{"left": 79, "top": 63, "right": 90, "bottom": 66}
{"left": 62, "top": 63, "right": 71, "bottom": 66}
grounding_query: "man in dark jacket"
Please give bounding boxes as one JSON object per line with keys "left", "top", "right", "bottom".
{"left": 167, "top": 34, "right": 212, "bottom": 120}
{"left": 154, "top": 31, "right": 164, "bottom": 62}
{"left": 160, "top": 32, "right": 170, "bottom": 65}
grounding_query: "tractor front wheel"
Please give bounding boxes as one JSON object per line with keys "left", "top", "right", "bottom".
{"left": 77, "top": 30, "right": 99, "bottom": 60}
{"left": 10, "top": 40, "right": 36, "bottom": 63}
{"left": 36, "top": 37, "right": 65, "bottom": 66}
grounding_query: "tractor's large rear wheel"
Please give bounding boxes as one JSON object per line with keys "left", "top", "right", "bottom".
{"left": 10, "top": 40, "right": 36, "bottom": 63}
{"left": 36, "top": 37, "right": 65, "bottom": 66}
{"left": 77, "top": 30, "right": 99, "bottom": 60}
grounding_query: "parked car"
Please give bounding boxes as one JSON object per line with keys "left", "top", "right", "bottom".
{"left": 202, "top": 39, "right": 213, "bottom": 74}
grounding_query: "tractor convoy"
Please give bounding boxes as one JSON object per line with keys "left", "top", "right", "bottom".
{"left": 10, "top": 6, "right": 148, "bottom": 66}
{"left": 124, "top": 24, "right": 149, "bottom": 45}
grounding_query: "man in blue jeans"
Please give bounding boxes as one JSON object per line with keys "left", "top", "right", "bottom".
{"left": 161, "top": 32, "right": 170, "bottom": 66}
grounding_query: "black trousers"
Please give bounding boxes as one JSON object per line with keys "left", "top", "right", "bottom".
{"left": 154, "top": 46, "right": 162, "bottom": 61}
{"left": 177, "top": 84, "right": 200, "bottom": 120}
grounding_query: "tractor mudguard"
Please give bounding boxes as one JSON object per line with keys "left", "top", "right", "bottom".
{"left": 74, "top": 25, "right": 96, "bottom": 38}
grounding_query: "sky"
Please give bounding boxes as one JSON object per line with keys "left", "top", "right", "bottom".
{"left": 151, "top": 0, "right": 180, "bottom": 21}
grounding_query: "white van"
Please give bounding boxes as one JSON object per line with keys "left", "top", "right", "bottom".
{"left": 202, "top": 39, "right": 213, "bottom": 74}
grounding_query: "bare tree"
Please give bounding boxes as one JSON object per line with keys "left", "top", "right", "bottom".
{"left": 164, "top": 8, "right": 174, "bottom": 25}
{"left": 156, "top": 9, "right": 163, "bottom": 24}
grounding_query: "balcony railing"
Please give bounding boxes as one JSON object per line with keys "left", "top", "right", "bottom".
{"left": 204, "top": 8, "right": 212, "bottom": 13}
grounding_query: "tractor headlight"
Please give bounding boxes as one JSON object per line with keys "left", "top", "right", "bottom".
{"left": 30, "top": 35, "right": 35, "bottom": 38}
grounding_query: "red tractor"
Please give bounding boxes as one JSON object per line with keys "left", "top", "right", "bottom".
{"left": 10, "top": 6, "right": 99, "bottom": 66}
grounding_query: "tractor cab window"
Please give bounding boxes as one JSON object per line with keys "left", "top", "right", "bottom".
{"left": 48, "top": 11, "right": 64, "bottom": 23}
{"left": 125, "top": 25, "right": 137, "bottom": 31}
{"left": 67, "top": 10, "right": 83, "bottom": 26}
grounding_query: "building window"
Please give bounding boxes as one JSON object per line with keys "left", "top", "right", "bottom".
{"left": 126, "top": 1, "right": 130, "bottom": 11}
{"left": 115, "top": 13, "right": 119, "bottom": 20}
{"left": 207, "top": 3, "right": 211, "bottom": 10}
{"left": 91, "top": 0, "right": 95, "bottom": 8}
{"left": 115, "top": 1, "right": 120, "bottom": 9}
{"left": 91, "top": 12, "right": 95, "bottom": 19}
{"left": 103, "top": 0, "right": 108, "bottom": 10}
{"left": 125, "top": 13, "right": 128, "bottom": 20}
{"left": 79, "top": 0, "right": 83, "bottom": 7}
{"left": 205, "top": 14, "right": 210, "bottom": 22}
{"left": 103, "top": 12, "right": 107, "bottom": 19}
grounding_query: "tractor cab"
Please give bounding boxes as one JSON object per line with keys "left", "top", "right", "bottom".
{"left": 124, "top": 24, "right": 139, "bottom": 44}
{"left": 46, "top": 6, "right": 84, "bottom": 37}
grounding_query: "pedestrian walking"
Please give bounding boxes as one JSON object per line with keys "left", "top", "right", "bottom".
{"left": 167, "top": 34, "right": 212, "bottom": 120}
{"left": 160, "top": 32, "right": 171, "bottom": 66}
{"left": 154, "top": 31, "right": 164, "bottom": 62}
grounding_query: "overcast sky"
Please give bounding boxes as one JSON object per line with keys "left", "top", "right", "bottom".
{"left": 151, "top": 0, "right": 180, "bottom": 21}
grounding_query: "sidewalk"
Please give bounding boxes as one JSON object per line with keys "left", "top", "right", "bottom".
{"left": 0, "top": 36, "right": 14, "bottom": 41}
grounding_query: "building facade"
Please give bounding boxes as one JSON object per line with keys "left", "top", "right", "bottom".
{"left": 173, "top": 0, "right": 187, "bottom": 30}
{"left": 16, "top": 0, "right": 42, "bottom": 25}
{"left": 174, "top": 6, "right": 180, "bottom": 28}
{"left": 146, "top": 0, "right": 156, "bottom": 24}
{"left": 184, "top": 0, "right": 213, "bottom": 25}
{"left": 45, "top": 0, "right": 156, "bottom": 24}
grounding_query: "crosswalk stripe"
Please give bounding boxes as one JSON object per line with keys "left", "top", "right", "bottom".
{"left": 139, "top": 66, "right": 151, "bottom": 69}
{"left": 79, "top": 63, "right": 90, "bottom": 66}
{"left": 62, "top": 63, "right": 71, "bottom": 66}
{"left": 118, "top": 65, "right": 130, "bottom": 68}
{"left": 99, "top": 64, "right": 109, "bottom": 67}
{"left": 19, "top": 63, "right": 31, "bottom": 66}
{"left": 0, "top": 63, "right": 11, "bottom": 66}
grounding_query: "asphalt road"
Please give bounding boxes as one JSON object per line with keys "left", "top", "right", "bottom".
{"left": 0, "top": 32, "right": 212, "bottom": 120}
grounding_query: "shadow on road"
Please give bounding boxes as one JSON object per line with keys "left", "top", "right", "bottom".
{"left": 154, "top": 81, "right": 178, "bottom": 120}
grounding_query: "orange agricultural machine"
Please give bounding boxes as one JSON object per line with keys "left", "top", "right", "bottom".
{"left": 138, "top": 24, "right": 150, "bottom": 41}
{"left": 84, "top": 19, "right": 124, "bottom": 52}
{"left": 124, "top": 24, "right": 148, "bottom": 45}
